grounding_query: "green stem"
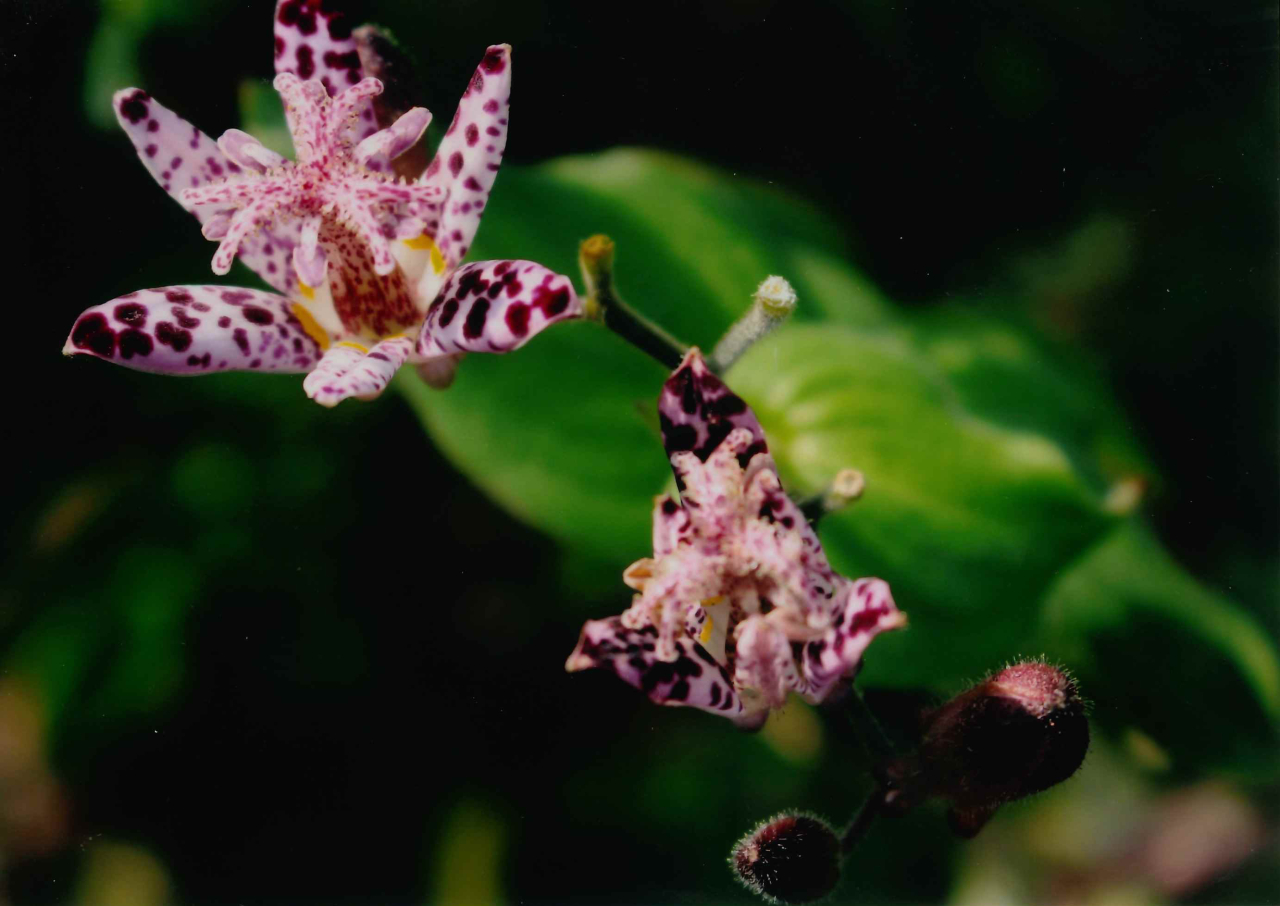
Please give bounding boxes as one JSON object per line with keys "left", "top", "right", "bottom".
{"left": 845, "top": 685, "right": 897, "bottom": 766}
{"left": 840, "top": 787, "right": 886, "bottom": 855}
{"left": 579, "top": 235, "right": 689, "bottom": 370}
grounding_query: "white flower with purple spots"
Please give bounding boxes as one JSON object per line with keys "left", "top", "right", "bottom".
{"left": 63, "top": 0, "right": 582, "bottom": 406}
{"left": 566, "top": 350, "right": 906, "bottom": 729}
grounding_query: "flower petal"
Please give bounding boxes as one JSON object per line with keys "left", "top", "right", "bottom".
{"left": 418, "top": 260, "right": 581, "bottom": 358}
{"left": 743, "top": 466, "right": 840, "bottom": 624}
{"left": 420, "top": 45, "right": 512, "bottom": 267}
{"left": 566, "top": 618, "right": 759, "bottom": 726}
{"left": 273, "top": 0, "right": 377, "bottom": 141}
{"left": 733, "top": 615, "right": 802, "bottom": 710}
{"left": 659, "top": 348, "right": 767, "bottom": 464}
{"left": 303, "top": 336, "right": 415, "bottom": 407}
{"left": 799, "top": 578, "right": 906, "bottom": 704}
{"left": 652, "top": 493, "right": 692, "bottom": 557}
{"left": 112, "top": 88, "right": 245, "bottom": 218}
{"left": 111, "top": 88, "right": 301, "bottom": 296}
{"left": 64, "top": 286, "right": 321, "bottom": 374}
{"left": 669, "top": 428, "right": 757, "bottom": 537}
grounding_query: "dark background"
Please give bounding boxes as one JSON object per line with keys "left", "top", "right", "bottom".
{"left": 2, "top": 0, "right": 1277, "bottom": 902}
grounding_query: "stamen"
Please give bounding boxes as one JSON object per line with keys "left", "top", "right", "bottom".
{"left": 329, "top": 78, "right": 384, "bottom": 137}
{"left": 217, "top": 129, "right": 286, "bottom": 173}
{"left": 293, "top": 216, "right": 327, "bottom": 287}
{"left": 201, "top": 211, "right": 231, "bottom": 240}
{"left": 354, "top": 107, "right": 432, "bottom": 167}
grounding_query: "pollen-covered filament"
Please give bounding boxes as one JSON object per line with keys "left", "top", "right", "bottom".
{"left": 180, "top": 73, "right": 442, "bottom": 281}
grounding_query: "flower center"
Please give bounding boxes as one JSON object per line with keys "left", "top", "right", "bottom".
{"left": 180, "top": 73, "right": 443, "bottom": 339}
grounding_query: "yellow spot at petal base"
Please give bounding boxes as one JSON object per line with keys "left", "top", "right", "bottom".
{"left": 403, "top": 233, "right": 447, "bottom": 274}
{"left": 699, "top": 616, "right": 715, "bottom": 645}
{"left": 290, "top": 303, "right": 330, "bottom": 351}
{"left": 297, "top": 280, "right": 315, "bottom": 301}
{"left": 336, "top": 341, "right": 370, "bottom": 354}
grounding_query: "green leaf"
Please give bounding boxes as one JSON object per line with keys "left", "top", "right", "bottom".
{"left": 401, "top": 148, "right": 895, "bottom": 568}
{"left": 404, "top": 148, "right": 1273, "bottom": 728}
{"left": 1041, "top": 522, "right": 1280, "bottom": 778}
{"left": 727, "top": 325, "right": 1116, "bottom": 685}
{"left": 399, "top": 149, "right": 1130, "bottom": 677}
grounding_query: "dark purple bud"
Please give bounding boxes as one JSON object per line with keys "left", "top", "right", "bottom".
{"left": 731, "top": 812, "right": 841, "bottom": 904}
{"left": 353, "top": 24, "right": 429, "bottom": 180}
{"left": 916, "top": 661, "right": 1089, "bottom": 837}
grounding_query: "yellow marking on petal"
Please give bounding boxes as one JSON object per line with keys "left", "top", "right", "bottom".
{"left": 404, "top": 233, "right": 448, "bottom": 275}
{"left": 699, "top": 616, "right": 714, "bottom": 645}
{"left": 297, "top": 280, "right": 316, "bottom": 301}
{"left": 336, "top": 341, "right": 370, "bottom": 354}
{"left": 290, "top": 303, "right": 331, "bottom": 351}
{"left": 702, "top": 596, "right": 724, "bottom": 607}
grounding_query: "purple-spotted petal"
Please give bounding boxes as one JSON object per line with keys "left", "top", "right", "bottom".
{"left": 112, "top": 88, "right": 245, "bottom": 218}
{"left": 273, "top": 0, "right": 376, "bottom": 142}
{"left": 303, "top": 336, "right": 414, "bottom": 407}
{"left": 111, "top": 88, "right": 301, "bottom": 296}
{"left": 743, "top": 466, "right": 840, "bottom": 624}
{"left": 652, "top": 493, "right": 692, "bottom": 557}
{"left": 64, "top": 286, "right": 321, "bottom": 374}
{"left": 659, "top": 348, "right": 767, "bottom": 465}
{"left": 669, "top": 428, "right": 762, "bottom": 539}
{"left": 420, "top": 45, "right": 512, "bottom": 266}
{"left": 799, "top": 578, "right": 905, "bottom": 704}
{"left": 418, "top": 260, "right": 581, "bottom": 358}
{"left": 566, "top": 618, "right": 758, "bottom": 726}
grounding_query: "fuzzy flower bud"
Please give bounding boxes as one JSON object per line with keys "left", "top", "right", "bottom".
{"left": 900, "top": 660, "right": 1089, "bottom": 837}
{"left": 711, "top": 275, "right": 799, "bottom": 371}
{"left": 731, "top": 812, "right": 841, "bottom": 904}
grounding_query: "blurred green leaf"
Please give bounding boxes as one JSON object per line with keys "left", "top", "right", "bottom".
{"left": 400, "top": 150, "right": 902, "bottom": 569}
{"left": 1041, "top": 522, "right": 1280, "bottom": 778}
{"left": 402, "top": 150, "right": 1131, "bottom": 682}
{"left": 728, "top": 324, "right": 1115, "bottom": 684}
{"left": 9, "top": 546, "right": 194, "bottom": 735}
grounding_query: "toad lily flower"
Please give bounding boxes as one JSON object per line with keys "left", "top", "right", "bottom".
{"left": 567, "top": 350, "right": 906, "bottom": 729}
{"left": 63, "top": 0, "right": 581, "bottom": 406}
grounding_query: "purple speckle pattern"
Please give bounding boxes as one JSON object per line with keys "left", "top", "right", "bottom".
{"left": 566, "top": 619, "right": 748, "bottom": 722}
{"left": 64, "top": 11, "right": 577, "bottom": 407}
{"left": 419, "top": 259, "right": 582, "bottom": 357}
{"left": 567, "top": 418, "right": 906, "bottom": 727}
{"left": 273, "top": 0, "right": 376, "bottom": 143}
{"left": 63, "top": 285, "right": 320, "bottom": 374}
{"left": 111, "top": 87, "right": 301, "bottom": 296}
{"left": 303, "top": 335, "right": 415, "bottom": 407}
{"left": 418, "top": 45, "right": 512, "bottom": 268}
{"left": 659, "top": 348, "right": 767, "bottom": 466}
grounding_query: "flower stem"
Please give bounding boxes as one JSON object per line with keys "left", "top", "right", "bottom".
{"left": 580, "top": 235, "right": 688, "bottom": 370}
{"left": 845, "top": 685, "right": 898, "bottom": 767}
{"left": 840, "top": 787, "right": 886, "bottom": 854}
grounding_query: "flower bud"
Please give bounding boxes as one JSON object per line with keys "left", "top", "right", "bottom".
{"left": 731, "top": 812, "right": 841, "bottom": 904}
{"left": 915, "top": 661, "right": 1089, "bottom": 837}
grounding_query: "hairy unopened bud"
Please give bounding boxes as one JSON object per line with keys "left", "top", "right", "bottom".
{"left": 731, "top": 812, "right": 841, "bottom": 904}
{"left": 914, "top": 660, "right": 1089, "bottom": 837}
{"left": 711, "top": 275, "right": 798, "bottom": 371}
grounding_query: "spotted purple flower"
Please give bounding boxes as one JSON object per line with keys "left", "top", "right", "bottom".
{"left": 63, "top": 0, "right": 582, "bottom": 406}
{"left": 566, "top": 350, "right": 906, "bottom": 729}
